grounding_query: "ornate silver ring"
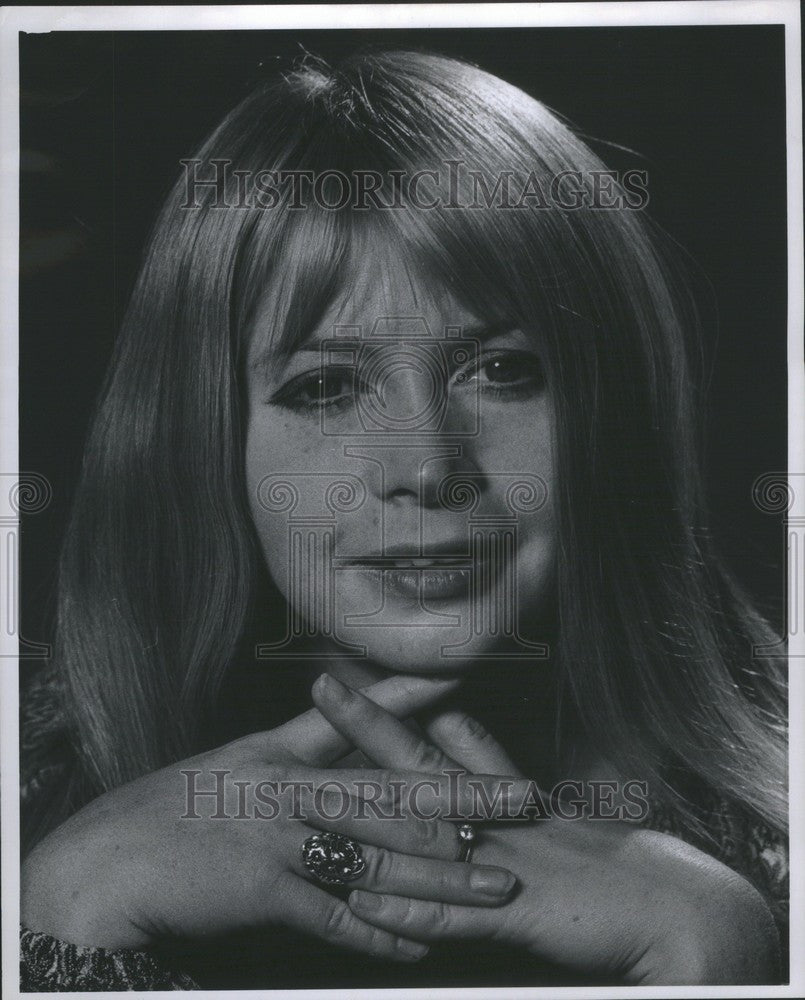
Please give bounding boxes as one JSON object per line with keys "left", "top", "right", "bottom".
{"left": 302, "top": 832, "right": 367, "bottom": 886}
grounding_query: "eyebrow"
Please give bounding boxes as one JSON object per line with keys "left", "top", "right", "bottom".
{"left": 250, "top": 320, "right": 517, "bottom": 370}
{"left": 247, "top": 321, "right": 525, "bottom": 384}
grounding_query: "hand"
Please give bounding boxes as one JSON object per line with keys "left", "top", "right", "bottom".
{"left": 311, "top": 674, "right": 781, "bottom": 985}
{"left": 21, "top": 673, "right": 516, "bottom": 964}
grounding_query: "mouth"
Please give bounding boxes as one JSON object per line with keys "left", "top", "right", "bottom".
{"left": 381, "top": 566, "right": 472, "bottom": 601}
{"left": 334, "top": 553, "right": 476, "bottom": 602}
{"left": 345, "top": 557, "right": 472, "bottom": 569}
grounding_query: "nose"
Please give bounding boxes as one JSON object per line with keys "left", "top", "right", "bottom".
{"left": 360, "top": 347, "right": 446, "bottom": 433}
{"left": 354, "top": 360, "right": 479, "bottom": 509}
{"left": 380, "top": 443, "right": 479, "bottom": 509}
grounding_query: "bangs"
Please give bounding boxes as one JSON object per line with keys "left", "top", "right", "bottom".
{"left": 235, "top": 198, "right": 350, "bottom": 369}
{"left": 231, "top": 49, "right": 672, "bottom": 396}
{"left": 235, "top": 188, "right": 571, "bottom": 378}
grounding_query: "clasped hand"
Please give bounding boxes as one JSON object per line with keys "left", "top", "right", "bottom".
{"left": 310, "top": 673, "right": 781, "bottom": 986}
{"left": 22, "top": 671, "right": 779, "bottom": 984}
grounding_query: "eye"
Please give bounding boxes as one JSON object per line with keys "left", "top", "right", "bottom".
{"left": 455, "top": 350, "right": 544, "bottom": 396}
{"left": 481, "top": 356, "right": 526, "bottom": 384}
{"left": 270, "top": 366, "right": 358, "bottom": 411}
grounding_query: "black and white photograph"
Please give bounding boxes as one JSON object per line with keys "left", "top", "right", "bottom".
{"left": 1, "top": 3, "right": 802, "bottom": 996}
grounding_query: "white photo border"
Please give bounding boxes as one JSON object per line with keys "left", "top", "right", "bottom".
{"left": 1, "top": 4, "right": 802, "bottom": 999}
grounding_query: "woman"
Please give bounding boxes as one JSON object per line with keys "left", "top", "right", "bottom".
{"left": 20, "top": 49, "right": 787, "bottom": 989}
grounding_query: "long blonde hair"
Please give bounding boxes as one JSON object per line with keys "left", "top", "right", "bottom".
{"left": 51, "top": 50, "right": 786, "bottom": 839}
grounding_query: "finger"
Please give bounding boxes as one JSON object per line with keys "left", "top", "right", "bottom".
{"left": 300, "top": 790, "right": 465, "bottom": 861}
{"left": 265, "top": 674, "right": 459, "bottom": 766}
{"left": 421, "top": 709, "right": 523, "bottom": 777}
{"left": 281, "top": 875, "right": 429, "bottom": 962}
{"left": 285, "top": 764, "right": 548, "bottom": 823}
{"left": 312, "top": 673, "right": 462, "bottom": 773}
{"left": 293, "top": 838, "right": 516, "bottom": 906}
{"left": 348, "top": 892, "right": 497, "bottom": 942}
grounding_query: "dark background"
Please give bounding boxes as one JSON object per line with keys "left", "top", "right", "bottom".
{"left": 19, "top": 26, "right": 788, "bottom": 651}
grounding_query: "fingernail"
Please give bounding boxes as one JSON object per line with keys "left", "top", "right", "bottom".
{"left": 397, "top": 939, "right": 429, "bottom": 961}
{"left": 351, "top": 889, "right": 382, "bottom": 912}
{"left": 469, "top": 867, "right": 517, "bottom": 897}
{"left": 316, "top": 673, "right": 348, "bottom": 700}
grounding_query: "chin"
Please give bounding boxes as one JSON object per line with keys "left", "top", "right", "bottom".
{"left": 320, "top": 601, "right": 550, "bottom": 674}
{"left": 331, "top": 623, "right": 484, "bottom": 674}
{"left": 330, "top": 570, "right": 552, "bottom": 666}
{"left": 266, "top": 559, "right": 554, "bottom": 671}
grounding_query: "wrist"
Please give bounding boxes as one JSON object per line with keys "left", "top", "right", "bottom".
{"left": 21, "top": 831, "right": 152, "bottom": 951}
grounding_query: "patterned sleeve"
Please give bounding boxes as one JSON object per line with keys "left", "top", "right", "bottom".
{"left": 19, "top": 667, "right": 199, "bottom": 991}
{"left": 20, "top": 927, "right": 198, "bottom": 992}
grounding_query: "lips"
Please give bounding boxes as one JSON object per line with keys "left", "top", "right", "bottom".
{"left": 333, "top": 538, "right": 503, "bottom": 602}
{"left": 382, "top": 567, "right": 471, "bottom": 601}
{"left": 334, "top": 545, "right": 476, "bottom": 602}
{"left": 338, "top": 540, "right": 472, "bottom": 566}
{"left": 351, "top": 557, "right": 471, "bottom": 569}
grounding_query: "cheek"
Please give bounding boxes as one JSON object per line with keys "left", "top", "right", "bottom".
{"left": 244, "top": 411, "right": 318, "bottom": 582}
{"left": 475, "top": 398, "right": 557, "bottom": 578}
{"left": 474, "top": 397, "right": 555, "bottom": 509}
{"left": 244, "top": 415, "right": 281, "bottom": 581}
{"left": 478, "top": 394, "right": 552, "bottom": 459}
{"left": 245, "top": 408, "right": 362, "bottom": 601}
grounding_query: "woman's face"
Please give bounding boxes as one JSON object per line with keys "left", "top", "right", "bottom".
{"left": 245, "top": 248, "right": 556, "bottom": 673}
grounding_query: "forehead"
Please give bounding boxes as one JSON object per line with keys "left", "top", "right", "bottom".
{"left": 248, "top": 233, "right": 484, "bottom": 363}
{"left": 322, "top": 270, "right": 480, "bottom": 343}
